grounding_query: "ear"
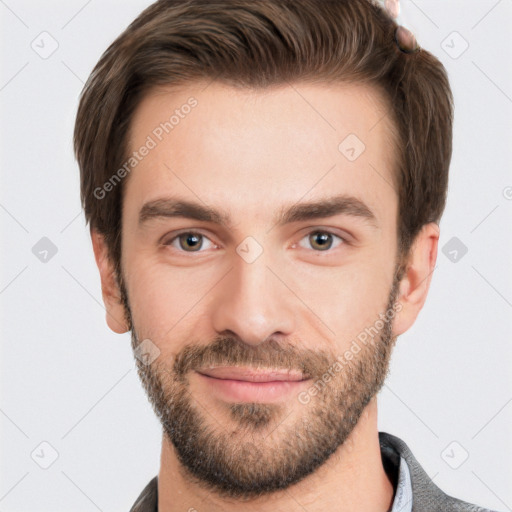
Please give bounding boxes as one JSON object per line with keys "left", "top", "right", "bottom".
{"left": 91, "top": 228, "right": 130, "bottom": 334}
{"left": 392, "top": 222, "right": 439, "bottom": 336}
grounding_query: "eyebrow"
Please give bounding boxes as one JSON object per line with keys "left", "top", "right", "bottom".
{"left": 138, "top": 194, "right": 379, "bottom": 230}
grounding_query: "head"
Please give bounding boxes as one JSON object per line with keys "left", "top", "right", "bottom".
{"left": 74, "top": 0, "right": 453, "bottom": 500}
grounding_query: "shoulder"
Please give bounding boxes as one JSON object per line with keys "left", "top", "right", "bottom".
{"left": 379, "top": 432, "right": 498, "bottom": 512}
{"left": 130, "top": 475, "right": 158, "bottom": 512}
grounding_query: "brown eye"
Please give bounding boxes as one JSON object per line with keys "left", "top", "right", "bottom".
{"left": 178, "top": 233, "right": 203, "bottom": 251}
{"left": 164, "top": 232, "right": 215, "bottom": 253}
{"left": 309, "top": 231, "right": 333, "bottom": 251}
{"left": 298, "top": 230, "right": 345, "bottom": 252}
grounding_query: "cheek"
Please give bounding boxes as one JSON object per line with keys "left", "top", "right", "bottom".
{"left": 308, "top": 270, "right": 388, "bottom": 342}
{"left": 124, "top": 253, "right": 221, "bottom": 337}
{"left": 289, "top": 249, "right": 395, "bottom": 346}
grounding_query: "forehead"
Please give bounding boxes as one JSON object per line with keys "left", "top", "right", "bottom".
{"left": 124, "top": 80, "right": 399, "bottom": 229}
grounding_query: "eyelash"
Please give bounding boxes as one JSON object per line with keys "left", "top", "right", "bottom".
{"left": 162, "top": 229, "right": 348, "bottom": 254}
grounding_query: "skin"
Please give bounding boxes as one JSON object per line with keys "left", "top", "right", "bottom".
{"left": 385, "top": 0, "right": 400, "bottom": 19}
{"left": 92, "top": 80, "right": 439, "bottom": 511}
{"left": 387, "top": 0, "right": 419, "bottom": 53}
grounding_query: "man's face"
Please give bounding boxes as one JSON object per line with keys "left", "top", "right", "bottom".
{"left": 118, "top": 81, "right": 403, "bottom": 499}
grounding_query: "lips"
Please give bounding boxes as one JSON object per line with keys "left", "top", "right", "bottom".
{"left": 196, "top": 366, "right": 308, "bottom": 383}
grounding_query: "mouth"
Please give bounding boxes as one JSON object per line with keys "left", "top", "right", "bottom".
{"left": 195, "top": 366, "right": 310, "bottom": 382}
{"left": 194, "top": 366, "right": 311, "bottom": 403}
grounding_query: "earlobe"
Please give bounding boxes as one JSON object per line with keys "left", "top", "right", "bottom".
{"left": 392, "top": 223, "right": 440, "bottom": 337}
{"left": 91, "top": 228, "right": 130, "bottom": 334}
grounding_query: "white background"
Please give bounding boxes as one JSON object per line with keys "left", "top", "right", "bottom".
{"left": 1, "top": 0, "right": 511, "bottom": 510}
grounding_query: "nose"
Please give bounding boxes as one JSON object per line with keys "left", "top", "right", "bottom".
{"left": 210, "top": 251, "right": 296, "bottom": 347}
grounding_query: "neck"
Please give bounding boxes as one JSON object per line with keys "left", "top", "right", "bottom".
{"left": 158, "top": 398, "right": 394, "bottom": 512}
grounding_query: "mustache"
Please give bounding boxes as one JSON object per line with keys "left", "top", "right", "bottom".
{"left": 171, "top": 335, "right": 334, "bottom": 381}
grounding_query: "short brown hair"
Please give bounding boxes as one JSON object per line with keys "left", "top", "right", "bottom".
{"left": 74, "top": 0, "right": 454, "bottom": 279}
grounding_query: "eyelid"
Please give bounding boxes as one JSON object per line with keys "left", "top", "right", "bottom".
{"left": 295, "top": 225, "right": 353, "bottom": 244}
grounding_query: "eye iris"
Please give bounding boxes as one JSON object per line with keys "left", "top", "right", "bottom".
{"left": 310, "top": 231, "right": 332, "bottom": 251}
{"left": 179, "top": 233, "right": 202, "bottom": 251}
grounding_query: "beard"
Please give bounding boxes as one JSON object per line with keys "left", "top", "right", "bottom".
{"left": 119, "top": 264, "right": 404, "bottom": 501}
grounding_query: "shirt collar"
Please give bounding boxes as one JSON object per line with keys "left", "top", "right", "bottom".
{"left": 389, "top": 456, "right": 413, "bottom": 512}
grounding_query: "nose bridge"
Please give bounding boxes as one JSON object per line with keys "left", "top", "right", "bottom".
{"left": 211, "top": 247, "right": 295, "bottom": 346}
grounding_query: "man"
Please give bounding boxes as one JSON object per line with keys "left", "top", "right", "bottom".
{"left": 73, "top": 0, "right": 497, "bottom": 510}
